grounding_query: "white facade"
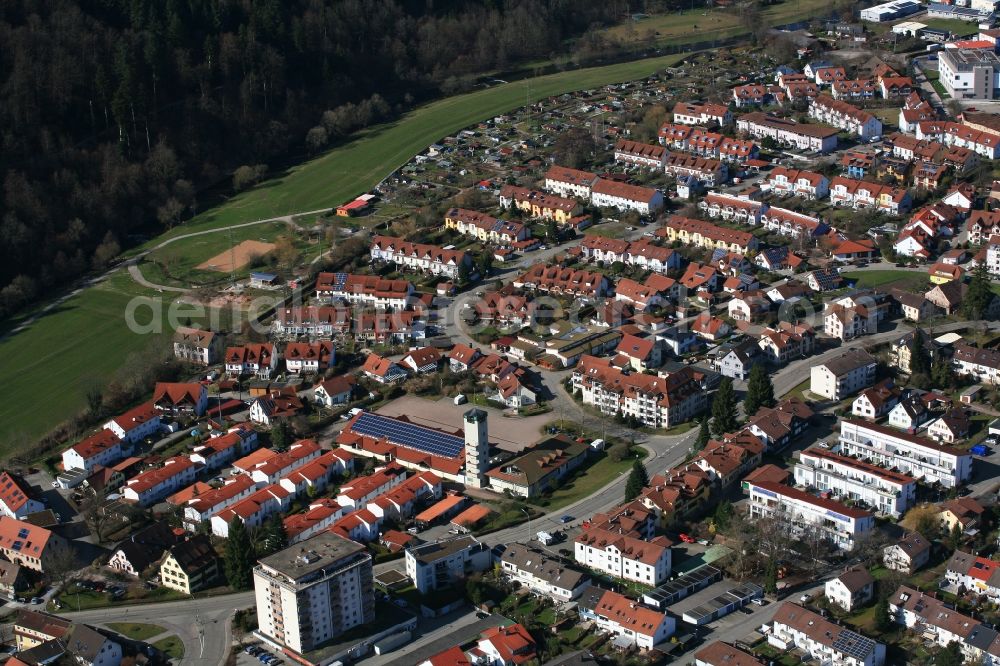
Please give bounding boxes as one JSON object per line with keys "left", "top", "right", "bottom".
{"left": 574, "top": 532, "right": 672, "bottom": 585}
{"left": 253, "top": 532, "right": 374, "bottom": 655}
{"left": 837, "top": 420, "right": 973, "bottom": 488}
{"left": 405, "top": 536, "right": 492, "bottom": 593}
{"left": 590, "top": 187, "right": 664, "bottom": 215}
{"left": 745, "top": 481, "right": 874, "bottom": 551}
{"left": 769, "top": 603, "right": 886, "bottom": 666}
{"left": 794, "top": 448, "right": 916, "bottom": 518}
{"left": 810, "top": 356, "right": 877, "bottom": 400}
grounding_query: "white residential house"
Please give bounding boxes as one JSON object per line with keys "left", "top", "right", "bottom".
{"left": 809, "top": 349, "right": 877, "bottom": 400}
{"left": 574, "top": 528, "right": 673, "bottom": 586}
{"left": 768, "top": 603, "right": 886, "bottom": 666}
{"left": 824, "top": 567, "right": 875, "bottom": 612}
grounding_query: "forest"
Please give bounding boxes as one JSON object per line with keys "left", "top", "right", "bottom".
{"left": 0, "top": 0, "right": 627, "bottom": 319}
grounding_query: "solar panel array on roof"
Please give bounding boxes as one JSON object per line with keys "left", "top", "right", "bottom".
{"left": 351, "top": 412, "right": 464, "bottom": 458}
{"left": 833, "top": 630, "right": 877, "bottom": 659}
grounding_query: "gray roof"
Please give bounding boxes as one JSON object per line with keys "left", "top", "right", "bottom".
{"left": 835, "top": 567, "right": 874, "bottom": 593}
{"left": 892, "top": 532, "right": 930, "bottom": 558}
{"left": 821, "top": 348, "right": 876, "bottom": 375}
{"left": 407, "top": 535, "right": 484, "bottom": 566}
{"left": 501, "top": 544, "right": 589, "bottom": 591}
{"left": 576, "top": 585, "right": 608, "bottom": 613}
{"left": 258, "top": 531, "right": 368, "bottom": 579}
{"left": 67, "top": 624, "right": 117, "bottom": 662}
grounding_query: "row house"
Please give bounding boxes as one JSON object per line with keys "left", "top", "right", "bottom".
{"left": 759, "top": 206, "right": 829, "bottom": 238}
{"left": 102, "top": 401, "right": 160, "bottom": 446}
{"left": 614, "top": 139, "right": 667, "bottom": 168}
{"left": 699, "top": 192, "right": 764, "bottom": 224}
{"left": 657, "top": 125, "right": 757, "bottom": 163}
{"left": 811, "top": 65, "right": 847, "bottom": 86}
{"left": 190, "top": 426, "right": 258, "bottom": 470}
{"left": 898, "top": 96, "right": 936, "bottom": 134}
{"left": 880, "top": 76, "right": 913, "bottom": 98}
{"left": 284, "top": 341, "right": 334, "bottom": 374}
{"left": 829, "top": 177, "right": 911, "bottom": 215}
{"left": 123, "top": 456, "right": 201, "bottom": 507}
{"left": 954, "top": 341, "right": 1000, "bottom": 384}
{"left": 945, "top": 550, "right": 1000, "bottom": 601}
{"left": 769, "top": 603, "right": 885, "bottom": 666}
{"left": 838, "top": 419, "right": 973, "bottom": 488}
{"left": 336, "top": 463, "right": 409, "bottom": 512}
{"left": 225, "top": 343, "right": 279, "bottom": 378}
{"left": 590, "top": 178, "right": 664, "bottom": 215}
{"left": 353, "top": 311, "right": 426, "bottom": 345}
{"left": 181, "top": 475, "right": 257, "bottom": 530}
{"left": 663, "top": 152, "right": 727, "bottom": 186}
{"left": 571, "top": 355, "right": 708, "bottom": 429}
{"left": 279, "top": 449, "right": 355, "bottom": 498}
{"left": 211, "top": 483, "right": 292, "bottom": 537}
{"left": 615, "top": 275, "right": 679, "bottom": 312}
{"left": 498, "top": 185, "right": 583, "bottom": 224}
{"left": 513, "top": 263, "right": 609, "bottom": 299}
{"left": 766, "top": 167, "right": 830, "bottom": 199}
{"left": 745, "top": 480, "right": 875, "bottom": 551}
{"left": 672, "top": 101, "right": 732, "bottom": 126}
{"left": 443, "top": 208, "right": 529, "bottom": 244}
{"left": 370, "top": 235, "right": 471, "bottom": 279}
{"left": 832, "top": 78, "right": 877, "bottom": 101}
{"left": 737, "top": 112, "right": 839, "bottom": 153}
{"left": 794, "top": 446, "right": 916, "bottom": 517}
{"left": 659, "top": 216, "right": 760, "bottom": 253}
{"left": 272, "top": 306, "right": 349, "bottom": 338}
{"left": 246, "top": 439, "right": 324, "bottom": 486}
{"left": 732, "top": 83, "right": 770, "bottom": 107}
{"left": 784, "top": 80, "right": 820, "bottom": 101}
{"left": 808, "top": 95, "right": 883, "bottom": 139}
{"left": 574, "top": 527, "right": 673, "bottom": 585}
{"left": 544, "top": 165, "right": 598, "bottom": 199}
{"left": 499, "top": 544, "right": 590, "bottom": 602}
{"left": 283, "top": 499, "right": 345, "bottom": 544}
{"left": 314, "top": 273, "right": 414, "bottom": 309}
{"left": 842, "top": 150, "right": 876, "bottom": 179}
{"left": 916, "top": 120, "right": 1000, "bottom": 159}
{"left": 577, "top": 236, "right": 680, "bottom": 273}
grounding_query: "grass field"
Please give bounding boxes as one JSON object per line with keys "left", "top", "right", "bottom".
{"left": 153, "top": 635, "right": 185, "bottom": 660}
{"left": 107, "top": 623, "right": 166, "bottom": 641}
{"left": 842, "top": 269, "right": 929, "bottom": 292}
{"left": 915, "top": 17, "right": 979, "bottom": 36}
{"left": 603, "top": 0, "right": 830, "bottom": 48}
{"left": 537, "top": 447, "right": 648, "bottom": 511}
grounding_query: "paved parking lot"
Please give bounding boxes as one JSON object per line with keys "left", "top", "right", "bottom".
{"left": 375, "top": 395, "right": 553, "bottom": 453}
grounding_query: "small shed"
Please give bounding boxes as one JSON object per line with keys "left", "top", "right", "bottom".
{"left": 961, "top": 385, "right": 983, "bottom": 405}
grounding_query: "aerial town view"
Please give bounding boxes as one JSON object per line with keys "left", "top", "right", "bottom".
{"left": 11, "top": 1, "right": 1000, "bottom": 665}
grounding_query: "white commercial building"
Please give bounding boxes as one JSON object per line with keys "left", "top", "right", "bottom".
{"left": 794, "top": 447, "right": 917, "bottom": 518}
{"left": 253, "top": 532, "right": 374, "bottom": 655}
{"left": 860, "top": 0, "right": 923, "bottom": 22}
{"left": 837, "top": 419, "right": 973, "bottom": 488}
{"left": 940, "top": 48, "right": 1000, "bottom": 100}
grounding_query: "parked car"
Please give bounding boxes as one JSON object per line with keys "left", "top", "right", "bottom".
{"left": 30, "top": 597, "right": 42, "bottom": 605}
{"left": 559, "top": 515, "right": 574, "bottom": 524}
{"left": 678, "top": 533, "right": 695, "bottom": 543}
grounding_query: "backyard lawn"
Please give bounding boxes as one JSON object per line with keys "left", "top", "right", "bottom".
{"left": 535, "top": 447, "right": 649, "bottom": 511}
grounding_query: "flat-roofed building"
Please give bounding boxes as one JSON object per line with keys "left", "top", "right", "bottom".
{"left": 794, "top": 447, "right": 917, "bottom": 517}
{"left": 744, "top": 481, "right": 874, "bottom": 551}
{"left": 404, "top": 535, "right": 491, "bottom": 593}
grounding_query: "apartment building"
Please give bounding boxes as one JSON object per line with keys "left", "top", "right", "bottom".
{"left": 809, "top": 349, "right": 877, "bottom": 400}
{"left": 769, "top": 603, "right": 885, "bottom": 666}
{"left": 745, "top": 480, "right": 875, "bottom": 551}
{"left": 405, "top": 535, "right": 491, "bottom": 593}
{"left": 571, "top": 355, "right": 708, "bottom": 429}
{"left": 254, "top": 532, "right": 375, "bottom": 655}
{"left": 829, "top": 177, "right": 911, "bottom": 215}
{"left": 574, "top": 527, "right": 672, "bottom": 585}
{"left": 794, "top": 446, "right": 916, "bottom": 517}
{"left": 809, "top": 95, "right": 883, "bottom": 139}
{"left": 369, "top": 235, "right": 471, "bottom": 278}
{"left": 736, "top": 112, "right": 839, "bottom": 152}
{"left": 314, "top": 272, "right": 414, "bottom": 309}
{"left": 272, "top": 306, "right": 350, "bottom": 338}
{"left": 766, "top": 167, "right": 830, "bottom": 199}
{"left": 172, "top": 327, "right": 223, "bottom": 365}
{"left": 838, "top": 420, "right": 973, "bottom": 488}
{"left": 513, "top": 263, "right": 609, "bottom": 299}
{"left": 62, "top": 430, "right": 124, "bottom": 474}
{"left": 499, "top": 544, "right": 590, "bottom": 601}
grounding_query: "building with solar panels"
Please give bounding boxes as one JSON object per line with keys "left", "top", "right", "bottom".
{"left": 336, "top": 411, "right": 476, "bottom": 482}
{"left": 768, "top": 602, "right": 885, "bottom": 666}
